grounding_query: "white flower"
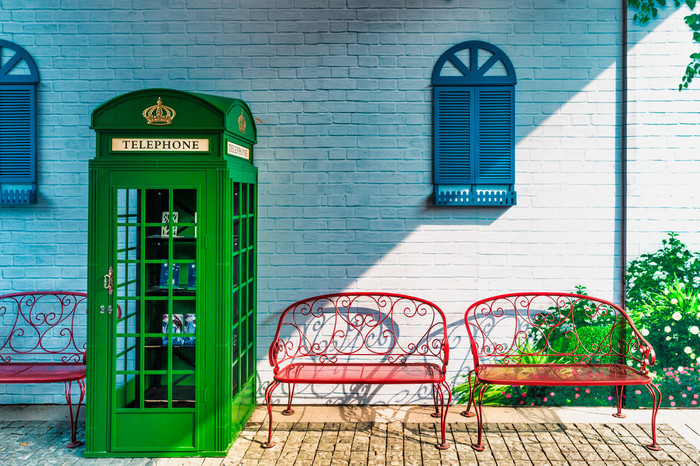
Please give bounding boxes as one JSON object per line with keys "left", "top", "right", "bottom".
{"left": 665, "top": 326, "right": 672, "bottom": 333}
{"left": 671, "top": 299, "right": 679, "bottom": 306}
{"left": 663, "top": 288, "right": 670, "bottom": 295}
{"left": 672, "top": 311, "right": 682, "bottom": 320}
{"left": 685, "top": 347, "right": 692, "bottom": 354}
{"left": 641, "top": 328, "right": 650, "bottom": 336}
{"left": 690, "top": 326, "right": 699, "bottom": 335}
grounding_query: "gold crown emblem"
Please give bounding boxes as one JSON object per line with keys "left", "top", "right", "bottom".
{"left": 238, "top": 109, "right": 246, "bottom": 134}
{"left": 142, "top": 97, "right": 176, "bottom": 125}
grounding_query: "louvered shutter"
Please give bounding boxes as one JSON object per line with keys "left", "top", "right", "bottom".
{"left": 476, "top": 88, "right": 514, "bottom": 184}
{"left": 0, "top": 40, "right": 39, "bottom": 204}
{"left": 0, "top": 86, "right": 35, "bottom": 183}
{"left": 434, "top": 87, "right": 473, "bottom": 184}
{"left": 432, "top": 41, "right": 516, "bottom": 205}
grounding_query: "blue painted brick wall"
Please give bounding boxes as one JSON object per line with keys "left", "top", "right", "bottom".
{"left": 1, "top": 0, "right": 699, "bottom": 404}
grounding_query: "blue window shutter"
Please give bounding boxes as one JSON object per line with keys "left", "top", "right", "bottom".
{"left": 0, "top": 40, "right": 39, "bottom": 204}
{"left": 0, "top": 86, "right": 35, "bottom": 183}
{"left": 476, "top": 88, "right": 514, "bottom": 184}
{"left": 432, "top": 41, "right": 516, "bottom": 206}
{"left": 434, "top": 87, "right": 473, "bottom": 184}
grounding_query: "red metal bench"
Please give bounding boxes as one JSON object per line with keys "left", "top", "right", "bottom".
{"left": 264, "top": 292, "right": 451, "bottom": 449}
{"left": 0, "top": 291, "right": 87, "bottom": 448}
{"left": 462, "top": 292, "right": 661, "bottom": 452}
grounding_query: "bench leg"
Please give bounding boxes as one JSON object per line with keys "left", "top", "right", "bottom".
{"left": 282, "top": 383, "right": 296, "bottom": 416}
{"left": 613, "top": 385, "right": 626, "bottom": 418}
{"left": 64, "top": 379, "right": 86, "bottom": 448}
{"left": 434, "top": 381, "right": 451, "bottom": 450}
{"left": 430, "top": 384, "right": 440, "bottom": 418}
{"left": 644, "top": 382, "right": 662, "bottom": 451}
{"left": 263, "top": 380, "right": 281, "bottom": 448}
{"left": 472, "top": 382, "right": 487, "bottom": 451}
{"left": 460, "top": 369, "right": 476, "bottom": 418}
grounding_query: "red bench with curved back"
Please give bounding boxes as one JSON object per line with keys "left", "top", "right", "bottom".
{"left": 463, "top": 292, "right": 661, "bottom": 452}
{"left": 264, "top": 292, "right": 451, "bottom": 449}
{"left": 0, "top": 291, "right": 87, "bottom": 448}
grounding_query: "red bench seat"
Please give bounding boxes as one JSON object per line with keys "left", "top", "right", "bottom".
{"left": 0, "top": 363, "right": 86, "bottom": 383}
{"left": 264, "top": 292, "right": 450, "bottom": 450}
{"left": 0, "top": 291, "right": 87, "bottom": 448}
{"left": 463, "top": 292, "right": 662, "bottom": 453}
{"left": 275, "top": 362, "right": 444, "bottom": 384}
{"left": 475, "top": 363, "right": 652, "bottom": 386}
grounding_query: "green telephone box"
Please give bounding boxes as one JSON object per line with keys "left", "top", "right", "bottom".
{"left": 86, "top": 89, "right": 257, "bottom": 457}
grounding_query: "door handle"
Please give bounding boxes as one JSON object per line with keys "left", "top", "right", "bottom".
{"left": 103, "top": 266, "right": 113, "bottom": 295}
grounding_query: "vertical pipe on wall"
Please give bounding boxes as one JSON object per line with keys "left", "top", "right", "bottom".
{"left": 621, "top": 0, "right": 628, "bottom": 308}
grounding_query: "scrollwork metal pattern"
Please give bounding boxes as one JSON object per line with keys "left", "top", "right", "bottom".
{"left": 0, "top": 292, "right": 87, "bottom": 364}
{"left": 269, "top": 293, "right": 449, "bottom": 372}
{"left": 464, "top": 292, "right": 654, "bottom": 374}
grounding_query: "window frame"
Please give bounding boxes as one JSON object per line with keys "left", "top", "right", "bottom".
{"left": 0, "top": 40, "right": 39, "bottom": 204}
{"left": 432, "top": 40, "right": 516, "bottom": 206}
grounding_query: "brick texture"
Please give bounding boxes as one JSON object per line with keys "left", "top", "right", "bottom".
{"left": 0, "top": 0, "right": 698, "bottom": 403}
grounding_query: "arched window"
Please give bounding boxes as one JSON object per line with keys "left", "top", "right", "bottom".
{"left": 432, "top": 41, "right": 516, "bottom": 206}
{"left": 0, "top": 40, "right": 39, "bottom": 204}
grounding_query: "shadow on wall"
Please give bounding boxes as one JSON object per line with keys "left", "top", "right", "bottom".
{"left": 254, "top": 2, "right": 649, "bottom": 311}
{"left": 234, "top": 1, "right": 680, "bottom": 403}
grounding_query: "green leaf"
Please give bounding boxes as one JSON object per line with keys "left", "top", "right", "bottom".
{"left": 692, "top": 52, "right": 700, "bottom": 58}
{"left": 687, "top": 0, "right": 697, "bottom": 9}
{"left": 686, "top": 14, "right": 700, "bottom": 29}
{"left": 657, "top": 0, "right": 666, "bottom": 6}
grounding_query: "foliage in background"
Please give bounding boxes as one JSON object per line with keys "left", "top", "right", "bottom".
{"left": 626, "top": 233, "right": 700, "bottom": 369}
{"left": 628, "top": 0, "right": 700, "bottom": 90}
{"left": 453, "top": 233, "right": 700, "bottom": 408}
{"left": 626, "top": 232, "right": 700, "bottom": 309}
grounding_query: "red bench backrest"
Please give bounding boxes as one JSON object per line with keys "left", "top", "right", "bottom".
{"left": 464, "top": 292, "right": 654, "bottom": 372}
{"left": 270, "top": 292, "right": 449, "bottom": 371}
{"left": 0, "top": 292, "right": 87, "bottom": 364}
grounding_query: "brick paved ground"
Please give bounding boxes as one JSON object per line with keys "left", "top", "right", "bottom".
{"left": 1, "top": 419, "right": 698, "bottom": 465}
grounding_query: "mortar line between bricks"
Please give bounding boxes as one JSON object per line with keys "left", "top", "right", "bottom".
{"left": 618, "top": 422, "right": 653, "bottom": 463}
{"left": 571, "top": 422, "right": 606, "bottom": 464}
{"left": 330, "top": 421, "right": 356, "bottom": 465}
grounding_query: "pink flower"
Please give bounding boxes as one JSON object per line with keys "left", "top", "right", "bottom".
{"left": 669, "top": 396, "right": 674, "bottom": 401}
{"left": 682, "top": 394, "right": 687, "bottom": 398}
{"left": 692, "top": 400, "right": 697, "bottom": 406}
{"left": 585, "top": 389, "right": 590, "bottom": 394}
{"left": 688, "top": 387, "right": 693, "bottom": 391}
{"left": 575, "top": 394, "right": 580, "bottom": 399}
{"left": 506, "top": 394, "right": 511, "bottom": 399}
{"left": 635, "top": 390, "right": 641, "bottom": 395}
{"left": 671, "top": 402, "right": 676, "bottom": 407}
{"left": 694, "top": 394, "right": 699, "bottom": 399}
{"left": 543, "top": 397, "right": 548, "bottom": 402}
{"left": 607, "top": 396, "right": 613, "bottom": 401}
{"left": 550, "top": 392, "right": 555, "bottom": 396}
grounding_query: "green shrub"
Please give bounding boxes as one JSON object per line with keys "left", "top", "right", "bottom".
{"left": 626, "top": 233, "right": 700, "bottom": 369}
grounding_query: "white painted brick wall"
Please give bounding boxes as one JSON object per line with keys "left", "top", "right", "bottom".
{"left": 0, "top": 0, "right": 698, "bottom": 405}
